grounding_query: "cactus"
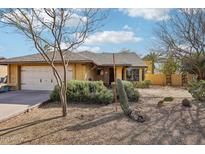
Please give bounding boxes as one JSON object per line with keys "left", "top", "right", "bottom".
{"left": 116, "top": 79, "right": 147, "bottom": 122}
{"left": 116, "top": 79, "right": 132, "bottom": 116}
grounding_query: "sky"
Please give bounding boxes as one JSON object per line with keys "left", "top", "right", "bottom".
{"left": 0, "top": 8, "right": 174, "bottom": 58}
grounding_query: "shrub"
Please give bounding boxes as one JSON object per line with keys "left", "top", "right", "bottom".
{"left": 163, "top": 97, "right": 174, "bottom": 102}
{"left": 112, "top": 80, "right": 140, "bottom": 102}
{"left": 134, "top": 80, "right": 151, "bottom": 88}
{"left": 50, "top": 80, "right": 114, "bottom": 104}
{"left": 188, "top": 78, "right": 205, "bottom": 101}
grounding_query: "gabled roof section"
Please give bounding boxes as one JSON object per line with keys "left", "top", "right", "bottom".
{"left": 0, "top": 51, "right": 92, "bottom": 64}
{"left": 79, "top": 51, "right": 147, "bottom": 67}
{"left": 0, "top": 50, "right": 147, "bottom": 67}
{"left": 0, "top": 56, "right": 5, "bottom": 60}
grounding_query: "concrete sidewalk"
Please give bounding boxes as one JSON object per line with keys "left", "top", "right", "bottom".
{"left": 0, "top": 90, "right": 51, "bottom": 122}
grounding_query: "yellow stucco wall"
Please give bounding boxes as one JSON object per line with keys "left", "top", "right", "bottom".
{"left": 144, "top": 60, "right": 153, "bottom": 74}
{"left": 116, "top": 66, "right": 123, "bottom": 80}
{"left": 74, "top": 63, "right": 87, "bottom": 80}
{"left": 8, "top": 64, "right": 20, "bottom": 89}
{"left": 0, "top": 65, "right": 7, "bottom": 77}
{"left": 123, "top": 67, "right": 127, "bottom": 80}
{"left": 84, "top": 64, "right": 96, "bottom": 81}
{"left": 8, "top": 63, "right": 147, "bottom": 89}
{"left": 8, "top": 63, "right": 95, "bottom": 88}
{"left": 139, "top": 68, "right": 143, "bottom": 82}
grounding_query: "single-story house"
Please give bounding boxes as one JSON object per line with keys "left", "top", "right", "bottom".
{"left": 0, "top": 57, "right": 7, "bottom": 78}
{"left": 0, "top": 51, "right": 147, "bottom": 91}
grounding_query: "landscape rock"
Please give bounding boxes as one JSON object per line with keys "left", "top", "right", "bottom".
{"left": 130, "top": 110, "right": 147, "bottom": 123}
{"left": 157, "top": 100, "right": 164, "bottom": 107}
{"left": 182, "top": 98, "right": 192, "bottom": 107}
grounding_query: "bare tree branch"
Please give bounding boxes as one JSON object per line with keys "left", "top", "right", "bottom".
{"left": 0, "top": 8, "right": 107, "bottom": 116}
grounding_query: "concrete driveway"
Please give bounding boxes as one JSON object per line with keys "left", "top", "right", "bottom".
{"left": 0, "top": 90, "right": 51, "bottom": 122}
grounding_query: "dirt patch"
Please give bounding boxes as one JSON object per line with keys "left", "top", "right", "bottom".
{"left": 0, "top": 87, "right": 205, "bottom": 145}
{"left": 138, "top": 86, "right": 192, "bottom": 98}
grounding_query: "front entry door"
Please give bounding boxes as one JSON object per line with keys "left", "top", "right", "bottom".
{"left": 109, "top": 68, "right": 114, "bottom": 84}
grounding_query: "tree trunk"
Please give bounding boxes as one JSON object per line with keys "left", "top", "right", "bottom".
{"left": 59, "top": 86, "right": 67, "bottom": 117}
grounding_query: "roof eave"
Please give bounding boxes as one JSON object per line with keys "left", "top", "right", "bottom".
{"left": 0, "top": 60, "right": 94, "bottom": 65}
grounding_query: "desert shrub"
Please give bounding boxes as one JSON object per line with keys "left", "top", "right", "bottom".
{"left": 163, "top": 97, "right": 174, "bottom": 102}
{"left": 112, "top": 80, "right": 140, "bottom": 102}
{"left": 50, "top": 86, "right": 60, "bottom": 101}
{"left": 188, "top": 79, "right": 205, "bottom": 101}
{"left": 50, "top": 80, "right": 113, "bottom": 104}
{"left": 134, "top": 80, "right": 151, "bottom": 88}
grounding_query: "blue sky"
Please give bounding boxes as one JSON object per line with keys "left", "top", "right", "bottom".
{"left": 0, "top": 8, "right": 173, "bottom": 58}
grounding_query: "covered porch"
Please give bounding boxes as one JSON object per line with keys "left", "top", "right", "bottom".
{"left": 88, "top": 65, "right": 146, "bottom": 86}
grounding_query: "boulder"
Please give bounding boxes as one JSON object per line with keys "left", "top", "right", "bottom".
{"left": 182, "top": 98, "right": 192, "bottom": 107}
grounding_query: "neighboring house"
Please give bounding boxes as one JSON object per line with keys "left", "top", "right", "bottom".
{"left": 0, "top": 56, "right": 7, "bottom": 78}
{"left": 0, "top": 51, "right": 147, "bottom": 91}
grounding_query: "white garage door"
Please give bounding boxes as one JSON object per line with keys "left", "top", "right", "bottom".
{"left": 21, "top": 66, "right": 72, "bottom": 90}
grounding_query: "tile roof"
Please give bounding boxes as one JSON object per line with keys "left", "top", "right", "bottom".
{"left": 79, "top": 51, "right": 146, "bottom": 67}
{"left": 0, "top": 51, "right": 91, "bottom": 64}
{"left": 0, "top": 50, "right": 147, "bottom": 67}
{"left": 0, "top": 57, "right": 5, "bottom": 60}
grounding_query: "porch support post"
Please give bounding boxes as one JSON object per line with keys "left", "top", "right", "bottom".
{"left": 123, "top": 67, "right": 127, "bottom": 80}
{"left": 139, "top": 67, "right": 143, "bottom": 82}
{"left": 113, "top": 53, "right": 118, "bottom": 112}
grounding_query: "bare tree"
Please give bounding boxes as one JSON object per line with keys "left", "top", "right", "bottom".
{"left": 155, "top": 8, "right": 205, "bottom": 80}
{"left": 0, "top": 8, "right": 106, "bottom": 116}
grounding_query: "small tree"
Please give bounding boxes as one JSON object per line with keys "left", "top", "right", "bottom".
{"left": 155, "top": 8, "right": 205, "bottom": 80}
{"left": 0, "top": 9, "right": 106, "bottom": 116}
{"left": 160, "top": 56, "right": 179, "bottom": 75}
{"left": 181, "top": 54, "right": 205, "bottom": 80}
{"left": 143, "top": 51, "right": 163, "bottom": 74}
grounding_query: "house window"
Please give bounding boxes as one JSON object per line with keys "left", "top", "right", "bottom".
{"left": 96, "top": 68, "right": 104, "bottom": 76}
{"left": 126, "top": 68, "right": 140, "bottom": 81}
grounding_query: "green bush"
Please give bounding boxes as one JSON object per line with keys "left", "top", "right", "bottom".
{"left": 112, "top": 80, "right": 140, "bottom": 102}
{"left": 188, "top": 78, "right": 205, "bottom": 101}
{"left": 134, "top": 80, "right": 151, "bottom": 88}
{"left": 163, "top": 97, "right": 174, "bottom": 102}
{"left": 50, "top": 80, "right": 114, "bottom": 104}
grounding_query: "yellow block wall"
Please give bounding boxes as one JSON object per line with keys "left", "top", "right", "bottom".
{"left": 171, "top": 74, "right": 182, "bottom": 86}
{"left": 187, "top": 74, "right": 193, "bottom": 82}
{"left": 145, "top": 73, "right": 166, "bottom": 85}
{"left": 145, "top": 73, "right": 193, "bottom": 86}
{"left": 0, "top": 65, "right": 7, "bottom": 77}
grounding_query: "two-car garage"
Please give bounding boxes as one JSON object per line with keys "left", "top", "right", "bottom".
{"left": 21, "top": 66, "right": 72, "bottom": 91}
